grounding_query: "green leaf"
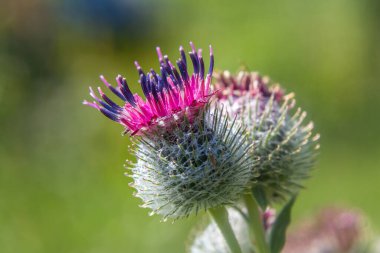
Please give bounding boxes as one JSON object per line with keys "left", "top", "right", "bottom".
{"left": 251, "top": 186, "right": 268, "bottom": 210}
{"left": 269, "top": 196, "right": 297, "bottom": 253}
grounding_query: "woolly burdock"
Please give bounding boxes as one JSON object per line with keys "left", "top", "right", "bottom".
{"left": 214, "top": 71, "right": 320, "bottom": 204}
{"left": 84, "top": 44, "right": 255, "bottom": 219}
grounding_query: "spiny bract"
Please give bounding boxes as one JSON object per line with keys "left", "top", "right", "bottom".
{"left": 214, "top": 71, "right": 320, "bottom": 204}
{"left": 129, "top": 105, "right": 255, "bottom": 219}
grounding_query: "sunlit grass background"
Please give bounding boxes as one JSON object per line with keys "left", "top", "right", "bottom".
{"left": 1, "top": 0, "right": 380, "bottom": 252}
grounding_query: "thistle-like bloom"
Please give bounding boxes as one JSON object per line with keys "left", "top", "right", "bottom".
{"left": 214, "top": 71, "right": 320, "bottom": 203}
{"left": 84, "top": 42, "right": 214, "bottom": 135}
{"left": 84, "top": 44, "right": 255, "bottom": 219}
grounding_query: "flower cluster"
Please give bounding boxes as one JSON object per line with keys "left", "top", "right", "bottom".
{"left": 84, "top": 42, "right": 321, "bottom": 253}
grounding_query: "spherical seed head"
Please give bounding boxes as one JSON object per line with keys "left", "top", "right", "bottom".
{"left": 129, "top": 105, "right": 255, "bottom": 219}
{"left": 214, "top": 71, "right": 320, "bottom": 203}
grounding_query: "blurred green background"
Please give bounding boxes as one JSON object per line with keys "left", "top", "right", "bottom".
{"left": 1, "top": 0, "right": 379, "bottom": 252}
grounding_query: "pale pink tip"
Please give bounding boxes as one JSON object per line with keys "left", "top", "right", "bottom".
{"left": 197, "top": 49, "right": 202, "bottom": 57}
{"left": 209, "top": 45, "right": 213, "bottom": 55}
{"left": 97, "top": 87, "right": 105, "bottom": 96}
{"left": 189, "top": 41, "right": 196, "bottom": 53}
{"left": 89, "top": 87, "right": 98, "bottom": 100}
{"left": 156, "top": 47, "right": 163, "bottom": 61}
{"left": 116, "top": 75, "right": 123, "bottom": 87}
{"left": 83, "top": 100, "right": 100, "bottom": 110}
{"left": 134, "top": 61, "right": 141, "bottom": 69}
{"left": 100, "top": 75, "right": 111, "bottom": 88}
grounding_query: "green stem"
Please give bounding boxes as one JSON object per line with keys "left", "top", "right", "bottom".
{"left": 208, "top": 206, "right": 243, "bottom": 253}
{"left": 244, "top": 194, "right": 271, "bottom": 253}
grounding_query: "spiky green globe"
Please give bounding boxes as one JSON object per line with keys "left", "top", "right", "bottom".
{"left": 128, "top": 106, "right": 255, "bottom": 219}
{"left": 251, "top": 98, "right": 320, "bottom": 203}
{"left": 214, "top": 71, "right": 320, "bottom": 204}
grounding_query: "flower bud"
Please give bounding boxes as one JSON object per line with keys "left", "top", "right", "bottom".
{"left": 214, "top": 71, "right": 320, "bottom": 203}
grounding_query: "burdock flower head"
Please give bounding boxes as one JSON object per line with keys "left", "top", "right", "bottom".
{"left": 84, "top": 43, "right": 255, "bottom": 219}
{"left": 214, "top": 71, "right": 320, "bottom": 204}
{"left": 84, "top": 43, "right": 214, "bottom": 136}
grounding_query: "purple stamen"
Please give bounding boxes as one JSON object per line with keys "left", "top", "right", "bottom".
{"left": 100, "top": 75, "right": 126, "bottom": 101}
{"left": 120, "top": 77, "right": 137, "bottom": 107}
{"left": 177, "top": 59, "right": 189, "bottom": 83}
{"left": 157, "top": 76, "right": 164, "bottom": 92}
{"left": 98, "top": 87, "right": 122, "bottom": 111}
{"left": 160, "top": 67, "right": 171, "bottom": 90}
{"left": 189, "top": 52, "right": 199, "bottom": 75}
{"left": 208, "top": 45, "right": 214, "bottom": 76}
{"left": 134, "top": 61, "right": 145, "bottom": 77}
{"left": 171, "top": 66, "right": 183, "bottom": 89}
{"left": 100, "top": 107, "right": 119, "bottom": 122}
{"left": 179, "top": 46, "right": 187, "bottom": 67}
{"left": 140, "top": 74, "right": 150, "bottom": 98}
{"left": 89, "top": 87, "right": 116, "bottom": 112}
{"left": 199, "top": 57, "right": 205, "bottom": 80}
{"left": 150, "top": 82, "right": 160, "bottom": 103}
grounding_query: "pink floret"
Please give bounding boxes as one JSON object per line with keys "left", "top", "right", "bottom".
{"left": 83, "top": 43, "right": 214, "bottom": 135}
